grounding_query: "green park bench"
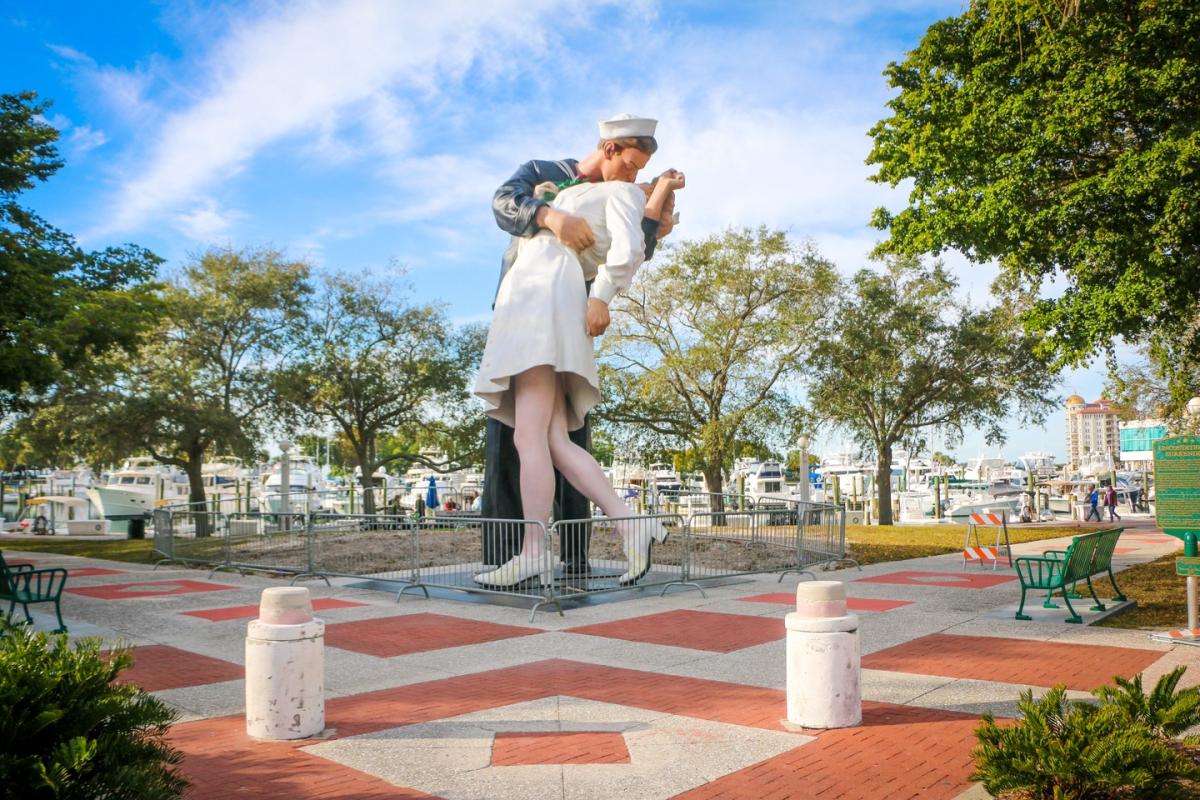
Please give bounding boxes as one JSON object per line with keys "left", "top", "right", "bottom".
{"left": 1014, "top": 528, "right": 1125, "bottom": 624}
{"left": 0, "top": 551, "right": 69, "bottom": 634}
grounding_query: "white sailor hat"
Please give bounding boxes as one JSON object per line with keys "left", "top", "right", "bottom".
{"left": 598, "top": 112, "right": 657, "bottom": 139}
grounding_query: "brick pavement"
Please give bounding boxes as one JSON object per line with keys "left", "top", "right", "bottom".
{"left": 674, "top": 703, "right": 981, "bottom": 800}
{"left": 169, "top": 660, "right": 984, "bottom": 799}
{"left": 323, "top": 612, "right": 541, "bottom": 657}
{"left": 856, "top": 570, "right": 1017, "bottom": 589}
{"left": 565, "top": 609, "right": 784, "bottom": 652}
{"left": 114, "top": 645, "right": 243, "bottom": 692}
{"left": 739, "top": 593, "right": 912, "bottom": 612}
{"left": 67, "top": 578, "right": 237, "bottom": 600}
{"left": 182, "top": 597, "right": 368, "bottom": 622}
{"left": 20, "top": 522, "right": 1190, "bottom": 799}
{"left": 863, "top": 633, "right": 1164, "bottom": 691}
{"left": 491, "top": 731, "right": 631, "bottom": 765}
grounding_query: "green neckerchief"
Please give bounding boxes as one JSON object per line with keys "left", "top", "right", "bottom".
{"left": 540, "top": 176, "right": 591, "bottom": 202}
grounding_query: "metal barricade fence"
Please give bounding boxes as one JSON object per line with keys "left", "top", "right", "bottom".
{"left": 152, "top": 504, "right": 227, "bottom": 568}
{"left": 549, "top": 513, "right": 693, "bottom": 599}
{"left": 306, "top": 512, "right": 418, "bottom": 587}
{"left": 410, "top": 516, "right": 554, "bottom": 617}
{"left": 151, "top": 507, "right": 174, "bottom": 564}
{"left": 794, "top": 500, "right": 857, "bottom": 574}
{"left": 686, "top": 506, "right": 807, "bottom": 579}
{"left": 221, "top": 511, "right": 312, "bottom": 577}
{"left": 149, "top": 500, "right": 852, "bottom": 617}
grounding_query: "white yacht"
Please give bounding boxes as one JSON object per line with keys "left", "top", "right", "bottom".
{"left": 732, "top": 458, "right": 788, "bottom": 500}
{"left": 1015, "top": 451, "right": 1058, "bottom": 479}
{"left": 1078, "top": 451, "right": 1117, "bottom": 479}
{"left": 87, "top": 457, "right": 190, "bottom": 518}
{"left": 258, "top": 455, "right": 329, "bottom": 513}
{"left": 963, "top": 454, "right": 1008, "bottom": 482}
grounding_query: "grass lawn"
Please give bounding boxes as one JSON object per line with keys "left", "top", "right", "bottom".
{"left": 1, "top": 537, "right": 159, "bottom": 564}
{"left": 845, "top": 523, "right": 1086, "bottom": 566}
{"left": 1097, "top": 554, "right": 1191, "bottom": 631}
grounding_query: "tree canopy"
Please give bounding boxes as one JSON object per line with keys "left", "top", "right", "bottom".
{"left": 275, "top": 274, "right": 484, "bottom": 514}
{"left": 0, "top": 91, "right": 161, "bottom": 413}
{"left": 598, "top": 228, "right": 837, "bottom": 503}
{"left": 18, "top": 248, "right": 311, "bottom": 531}
{"left": 806, "top": 258, "right": 1056, "bottom": 524}
{"left": 867, "top": 0, "right": 1200, "bottom": 375}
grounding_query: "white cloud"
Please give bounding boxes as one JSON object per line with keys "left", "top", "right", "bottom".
{"left": 66, "top": 125, "right": 109, "bottom": 156}
{"left": 89, "top": 0, "right": 604, "bottom": 238}
{"left": 173, "top": 197, "right": 244, "bottom": 242}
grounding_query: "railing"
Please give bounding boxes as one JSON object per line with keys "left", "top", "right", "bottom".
{"left": 150, "top": 498, "right": 850, "bottom": 620}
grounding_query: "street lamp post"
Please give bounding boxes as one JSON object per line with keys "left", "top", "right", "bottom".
{"left": 798, "top": 435, "right": 811, "bottom": 505}
{"left": 279, "top": 439, "right": 293, "bottom": 528}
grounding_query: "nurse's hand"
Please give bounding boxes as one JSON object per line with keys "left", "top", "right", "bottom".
{"left": 586, "top": 298, "right": 610, "bottom": 337}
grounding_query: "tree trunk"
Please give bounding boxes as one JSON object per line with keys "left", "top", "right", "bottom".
{"left": 876, "top": 442, "right": 893, "bottom": 526}
{"left": 184, "top": 450, "right": 210, "bottom": 537}
{"left": 354, "top": 445, "right": 376, "bottom": 515}
{"left": 703, "top": 464, "right": 725, "bottom": 513}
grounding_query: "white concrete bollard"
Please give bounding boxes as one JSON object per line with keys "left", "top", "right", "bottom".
{"left": 245, "top": 586, "right": 325, "bottom": 739}
{"left": 785, "top": 580, "right": 861, "bottom": 728}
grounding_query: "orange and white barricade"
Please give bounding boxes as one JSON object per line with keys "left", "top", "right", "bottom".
{"left": 962, "top": 510, "right": 1013, "bottom": 570}
{"left": 1151, "top": 628, "right": 1200, "bottom": 647}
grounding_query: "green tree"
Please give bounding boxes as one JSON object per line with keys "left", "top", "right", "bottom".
{"left": 1106, "top": 345, "right": 1200, "bottom": 434}
{"left": 806, "top": 259, "right": 1055, "bottom": 525}
{"left": 598, "top": 228, "right": 837, "bottom": 507}
{"left": 0, "top": 91, "right": 161, "bottom": 413}
{"left": 276, "top": 275, "right": 483, "bottom": 515}
{"left": 866, "top": 1, "right": 1200, "bottom": 377}
{"left": 22, "top": 248, "right": 311, "bottom": 532}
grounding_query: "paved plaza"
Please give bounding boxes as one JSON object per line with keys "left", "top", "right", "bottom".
{"left": 5, "top": 523, "right": 1198, "bottom": 799}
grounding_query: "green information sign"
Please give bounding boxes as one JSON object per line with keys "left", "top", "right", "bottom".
{"left": 1154, "top": 435, "right": 1200, "bottom": 538}
{"left": 1178, "top": 557, "right": 1200, "bottom": 577}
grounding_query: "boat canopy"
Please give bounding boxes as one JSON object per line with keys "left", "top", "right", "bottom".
{"left": 27, "top": 495, "right": 89, "bottom": 506}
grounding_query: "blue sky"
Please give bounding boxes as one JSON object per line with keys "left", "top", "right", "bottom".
{"left": 3, "top": 0, "right": 1110, "bottom": 462}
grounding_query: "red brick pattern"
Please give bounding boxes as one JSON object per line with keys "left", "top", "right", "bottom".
{"left": 490, "top": 731, "right": 630, "bottom": 765}
{"left": 856, "top": 570, "right": 1017, "bottom": 589}
{"left": 182, "top": 598, "right": 367, "bottom": 622}
{"left": 565, "top": 610, "right": 783, "bottom": 652}
{"left": 169, "top": 659, "right": 984, "bottom": 799}
{"left": 67, "top": 578, "right": 237, "bottom": 599}
{"left": 171, "top": 722, "right": 436, "bottom": 800}
{"left": 863, "top": 633, "right": 1165, "bottom": 691}
{"left": 674, "top": 702, "right": 981, "bottom": 800}
{"left": 68, "top": 567, "right": 126, "bottom": 577}
{"left": 114, "top": 645, "right": 243, "bottom": 692}
{"left": 740, "top": 593, "right": 912, "bottom": 612}
{"left": 323, "top": 612, "right": 540, "bottom": 657}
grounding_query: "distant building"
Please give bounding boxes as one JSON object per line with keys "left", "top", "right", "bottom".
{"left": 1065, "top": 395, "right": 1121, "bottom": 468}
{"left": 1118, "top": 418, "right": 1168, "bottom": 466}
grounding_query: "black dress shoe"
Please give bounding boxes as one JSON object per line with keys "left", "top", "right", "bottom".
{"left": 561, "top": 561, "right": 592, "bottom": 576}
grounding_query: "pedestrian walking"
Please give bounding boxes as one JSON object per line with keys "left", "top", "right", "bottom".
{"left": 1085, "top": 487, "right": 1102, "bottom": 522}
{"left": 1104, "top": 485, "right": 1121, "bottom": 521}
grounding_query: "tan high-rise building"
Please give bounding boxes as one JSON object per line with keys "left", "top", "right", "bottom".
{"left": 1065, "top": 395, "right": 1121, "bottom": 468}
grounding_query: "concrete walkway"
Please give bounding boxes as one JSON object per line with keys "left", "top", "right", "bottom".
{"left": 4, "top": 523, "right": 1195, "bottom": 799}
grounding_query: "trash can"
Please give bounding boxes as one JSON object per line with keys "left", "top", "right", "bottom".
{"left": 128, "top": 516, "right": 146, "bottom": 540}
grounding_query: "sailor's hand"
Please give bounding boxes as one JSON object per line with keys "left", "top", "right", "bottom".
{"left": 545, "top": 208, "right": 595, "bottom": 251}
{"left": 586, "top": 298, "right": 610, "bottom": 337}
{"left": 533, "top": 181, "right": 558, "bottom": 199}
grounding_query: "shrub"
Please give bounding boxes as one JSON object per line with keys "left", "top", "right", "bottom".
{"left": 972, "top": 669, "right": 1200, "bottom": 800}
{"left": 0, "top": 624, "right": 188, "bottom": 798}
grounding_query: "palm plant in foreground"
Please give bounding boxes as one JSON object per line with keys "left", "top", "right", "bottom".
{"left": 0, "top": 624, "right": 188, "bottom": 799}
{"left": 972, "top": 669, "right": 1200, "bottom": 800}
